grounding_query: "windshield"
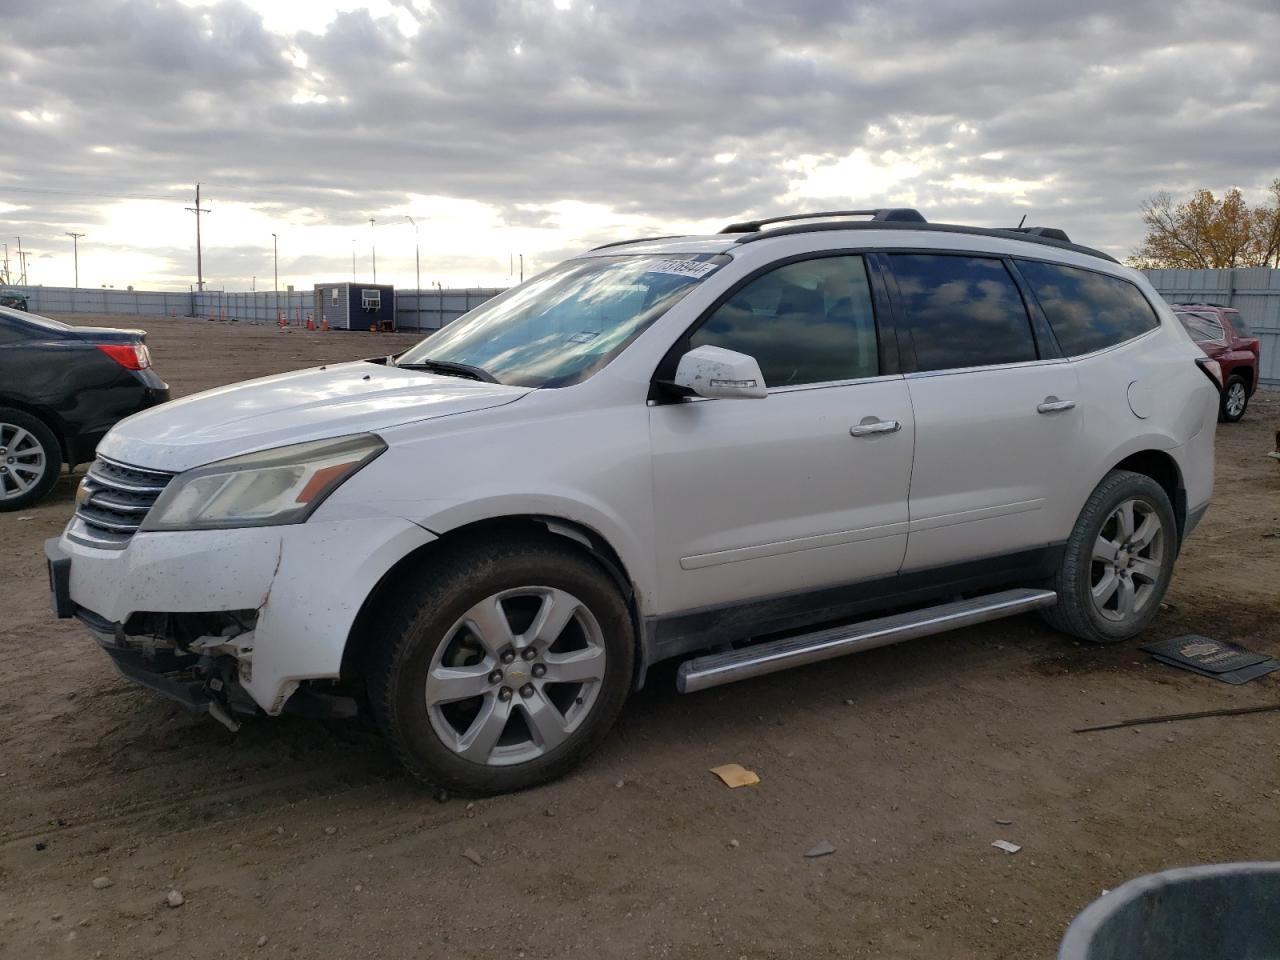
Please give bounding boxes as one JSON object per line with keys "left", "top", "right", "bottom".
{"left": 397, "top": 253, "right": 730, "bottom": 387}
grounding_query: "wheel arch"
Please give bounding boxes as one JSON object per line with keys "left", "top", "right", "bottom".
{"left": 1109, "top": 448, "right": 1186, "bottom": 543}
{"left": 340, "top": 514, "right": 645, "bottom": 685}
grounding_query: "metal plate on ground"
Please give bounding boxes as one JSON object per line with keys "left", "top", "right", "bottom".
{"left": 1141, "top": 635, "right": 1280, "bottom": 685}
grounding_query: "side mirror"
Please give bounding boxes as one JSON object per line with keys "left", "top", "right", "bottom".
{"left": 673, "top": 345, "right": 768, "bottom": 400}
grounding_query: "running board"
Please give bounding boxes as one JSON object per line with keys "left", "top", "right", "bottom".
{"left": 676, "top": 588, "right": 1057, "bottom": 694}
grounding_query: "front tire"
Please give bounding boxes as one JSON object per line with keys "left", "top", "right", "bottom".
{"left": 0, "top": 408, "right": 61, "bottom": 511}
{"left": 365, "top": 536, "right": 634, "bottom": 795}
{"left": 1042, "top": 470, "right": 1177, "bottom": 644}
{"left": 1219, "top": 375, "right": 1248, "bottom": 422}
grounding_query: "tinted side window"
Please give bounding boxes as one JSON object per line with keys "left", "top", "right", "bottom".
{"left": 1224, "top": 312, "right": 1249, "bottom": 336}
{"left": 887, "top": 254, "right": 1036, "bottom": 372}
{"left": 1176, "top": 311, "right": 1225, "bottom": 343}
{"left": 1017, "top": 260, "right": 1159, "bottom": 356}
{"left": 690, "top": 255, "right": 879, "bottom": 387}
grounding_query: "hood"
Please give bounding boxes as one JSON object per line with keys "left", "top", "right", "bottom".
{"left": 99, "top": 360, "right": 531, "bottom": 471}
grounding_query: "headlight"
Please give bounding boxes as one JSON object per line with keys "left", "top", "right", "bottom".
{"left": 140, "top": 434, "right": 386, "bottom": 532}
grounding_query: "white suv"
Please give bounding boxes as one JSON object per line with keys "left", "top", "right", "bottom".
{"left": 47, "top": 209, "right": 1219, "bottom": 794}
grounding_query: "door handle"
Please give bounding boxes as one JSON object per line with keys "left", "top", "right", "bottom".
{"left": 849, "top": 419, "right": 902, "bottom": 437}
{"left": 1036, "top": 398, "right": 1076, "bottom": 414}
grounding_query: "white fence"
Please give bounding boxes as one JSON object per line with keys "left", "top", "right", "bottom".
{"left": 1144, "top": 267, "right": 1280, "bottom": 388}
{"left": 4, "top": 285, "right": 508, "bottom": 333}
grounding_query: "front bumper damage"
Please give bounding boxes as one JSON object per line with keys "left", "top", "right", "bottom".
{"left": 77, "top": 606, "right": 261, "bottom": 730}
{"left": 45, "top": 515, "right": 438, "bottom": 728}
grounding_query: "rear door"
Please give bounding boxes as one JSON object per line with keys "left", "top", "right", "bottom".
{"left": 885, "top": 253, "right": 1081, "bottom": 572}
{"left": 649, "top": 253, "right": 915, "bottom": 615}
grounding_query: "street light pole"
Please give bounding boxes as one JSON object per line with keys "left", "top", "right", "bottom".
{"left": 369, "top": 218, "right": 377, "bottom": 283}
{"left": 272, "top": 233, "right": 278, "bottom": 292}
{"left": 65, "top": 232, "right": 85, "bottom": 287}
{"left": 404, "top": 213, "right": 419, "bottom": 308}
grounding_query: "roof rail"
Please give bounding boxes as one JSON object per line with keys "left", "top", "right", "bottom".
{"left": 1008, "top": 226, "right": 1072, "bottom": 243}
{"left": 719, "top": 208, "right": 926, "bottom": 234}
{"left": 588, "top": 234, "right": 686, "bottom": 251}
{"left": 729, "top": 219, "right": 1119, "bottom": 264}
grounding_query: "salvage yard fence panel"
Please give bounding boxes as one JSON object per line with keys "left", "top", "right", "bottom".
{"left": 1144, "top": 268, "right": 1280, "bottom": 389}
{"left": 6, "top": 285, "right": 508, "bottom": 332}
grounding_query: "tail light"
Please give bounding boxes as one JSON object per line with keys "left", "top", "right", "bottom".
{"left": 1195, "top": 356, "right": 1223, "bottom": 390}
{"left": 96, "top": 342, "right": 152, "bottom": 370}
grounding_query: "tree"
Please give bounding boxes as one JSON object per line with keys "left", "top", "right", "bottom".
{"left": 1130, "top": 181, "right": 1280, "bottom": 269}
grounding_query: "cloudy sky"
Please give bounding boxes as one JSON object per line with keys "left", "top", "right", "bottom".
{"left": 2, "top": 0, "right": 1277, "bottom": 292}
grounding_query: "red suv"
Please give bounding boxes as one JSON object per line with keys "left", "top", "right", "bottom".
{"left": 1173, "top": 304, "right": 1261, "bottom": 422}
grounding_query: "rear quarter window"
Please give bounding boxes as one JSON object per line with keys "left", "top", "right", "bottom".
{"left": 1016, "top": 261, "right": 1159, "bottom": 356}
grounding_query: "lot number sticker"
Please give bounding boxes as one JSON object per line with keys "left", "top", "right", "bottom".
{"left": 645, "top": 259, "right": 720, "bottom": 280}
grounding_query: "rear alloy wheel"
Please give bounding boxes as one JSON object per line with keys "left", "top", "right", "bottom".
{"left": 1220, "top": 375, "right": 1248, "bottom": 422}
{"left": 367, "top": 536, "right": 634, "bottom": 795}
{"left": 1089, "top": 499, "right": 1166, "bottom": 624}
{"left": 0, "top": 408, "right": 61, "bottom": 511}
{"left": 1042, "top": 470, "right": 1177, "bottom": 644}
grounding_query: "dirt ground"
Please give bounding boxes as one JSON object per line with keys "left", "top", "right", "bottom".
{"left": 1, "top": 314, "right": 1278, "bottom": 959}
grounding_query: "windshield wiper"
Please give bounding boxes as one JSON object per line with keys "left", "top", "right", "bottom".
{"left": 396, "top": 358, "right": 498, "bottom": 383}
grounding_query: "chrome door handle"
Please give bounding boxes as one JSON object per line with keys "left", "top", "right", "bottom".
{"left": 1037, "top": 398, "right": 1076, "bottom": 414}
{"left": 849, "top": 419, "right": 902, "bottom": 437}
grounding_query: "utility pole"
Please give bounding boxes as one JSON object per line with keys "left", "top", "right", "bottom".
{"left": 351, "top": 240, "right": 356, "bottom": 282}
{"left": 2, "top": 243, "right": 9, "bottom": 285}
{"left": 185, "top": 183, "right": 210, "bottom": 292}
{"left": 272, "top": 233, "right": 278, "bottom": 291}
{"left": 65, "top": 232, "right": 85, "bottom": 287}
{"left": 519, "top": 253, "right": 524, "bottom": 283}
{"left": 369, "top": 218, "right": 376, "bottom": 283}
{"left": 16, "top": 237, "right": 25, "bottom": 284}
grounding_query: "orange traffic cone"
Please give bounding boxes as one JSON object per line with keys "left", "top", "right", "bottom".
{"left": 320, "top": 317, "right": 329, "bottom": 331}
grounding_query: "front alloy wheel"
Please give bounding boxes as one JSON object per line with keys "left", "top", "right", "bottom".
{"left": 426, "top": 587, "right": 608, "bottom": 766}
{"left": 366, "top": 535, "right": 634, "bottom": 795}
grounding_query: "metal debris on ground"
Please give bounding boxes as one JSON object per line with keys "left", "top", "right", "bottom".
{"left": 1074, "top": 702, "right": 1280, "bottom": 734}
{"left": 991, "top": 840, "right": 1022, "bottom": 854}
{"left": 461, "top": 848, "right": 483, "bottom": 866}
{"left": 804, "top": 841, "right": 836, "bottom": 858}
{"left": 1140, "top": 635, "right": 1280, "bottom": 685}
{"left": 709, "top": 763, "right": 760, "bottom": 788}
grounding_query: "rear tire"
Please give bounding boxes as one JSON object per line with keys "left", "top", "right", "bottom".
{"left": 1041, "top": 470, "right": 1177, "bottom": 644}
{"left": 1219, "top": 375, "right": 1248, "bottom": 422}
{"left": 0, "top": 408, "right": 61, "bottom": 511}
{"left": 365, "top": 535, "right": 634, "bottom": 795}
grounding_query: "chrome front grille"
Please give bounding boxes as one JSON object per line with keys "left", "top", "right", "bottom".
{"left": 70, "top": 455, "right": 174, "bottom": 548}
